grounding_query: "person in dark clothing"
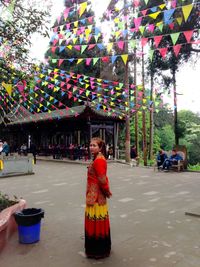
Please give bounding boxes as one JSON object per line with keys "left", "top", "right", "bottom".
{"left": 2, "top": 141, "right": 10, "bottom": 156}
{"left": 156, "top": 148, "right": 168, "bottom": 170}
{"left": 30, "top": 143, "right": 37, "bottom": 164}
{"left": 162, "top": 149, "right": 183, "bottom": 171}
{"left": 130, "top": 145, "right": 139, "bottom": 166}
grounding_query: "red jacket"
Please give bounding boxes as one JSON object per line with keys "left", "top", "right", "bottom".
{"left": 86, "top": 155, "right": 111, "bottom": 205}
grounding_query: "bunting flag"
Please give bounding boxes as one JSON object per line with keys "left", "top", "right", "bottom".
{"left": 79, "top": 2, "right": 87, "bottom": 18}
{"left": 173, "top": 44, "right": 181, "bottom": 57}
{"left": 182, "top": 4, "right": 193, "bottom": 22}
{"left": 2, "top": 82, "right": 12, "bottom": 96}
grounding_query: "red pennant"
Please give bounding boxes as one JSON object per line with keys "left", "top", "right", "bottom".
{"left": 169, "top": 23, "right": 174, "bottom": 30}
{"left": 141, "top": 37, "right": 148, "bottom": 47}
{"left": 51, "top": 47, "right": 57, "bottom": 53}
{"left": 154, "top": 35, "right": 163, "bottom": 48}
{"left": 183, "top": 30, "right": 193, "bottom": 43}
{"left": 102, "top": 57, "right": 109, "bottom": 63}
{"left": 58, "top": 59, "right": 64, "bottom": 67}
{"left": 159, "top": 47, "right": 168, "bottom": 58}
{"left": 173, "top": 44, "right": 181, "bottom": 57}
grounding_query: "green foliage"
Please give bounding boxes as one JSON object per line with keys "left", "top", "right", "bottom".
{"left": 156, "top": 125, "right": 175, "bottom": 151}
{"left": 0, "top": 192, "right": 19, "bottom": 212}
{"left": 188, "top": 164, "right": 200, "bottom": 172}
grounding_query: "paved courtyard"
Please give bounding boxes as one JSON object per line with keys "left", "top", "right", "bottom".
{"left": 0, "top": 161, "right": 200, "bottom": 267}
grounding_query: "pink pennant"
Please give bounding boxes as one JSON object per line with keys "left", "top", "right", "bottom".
{"left": 66, "top": 23, "right": 70, "bottom": 30}
{"left": 171, "top": 0, "right": 177, "bottom": 8}
{"left": 53, "top": 39, "right": 58, "bottom": 46}
{"left": 117, "top": 41, "right": 125, "bottom": 50}
{"left": 133, "top": 0, "right": 140, "bottom": 7}
{"left": 183, "top": 30, "right": 193, "bottom": 43}
{"left": 64, "top": 8, "right": 70, "bottom": 19}
{"left": 141, "top": 9, "right": 148, "bottom": 16}
{"left": 173, "top": 44, "right": 181, "bottom": 57}
{"left": 67, "top": 84, "right": 72, "bottom": 90}
{"left": 60, "top": 82, "right": 65, "bottom": 88}
{"left": 57, "top": 16, "right": 61, "bottom": 25}
{"left": 154, "top": 35, "right": 163, "bottom": 48}
{"left": 86, "top": 58, "right": 92, "bottom": 66}
{"left": 87, "top": 16, "right": 93, "bottom": 23}
{"left": 159, "top": 47, "right": 168, "bottom": 58}
{"left": 51, "top": 47, "right": 57, "bottom": 53}
{"left": 74, "top": 45, "right": 81, "bottom": 51}
{"left": 53, "top": 27, "right": 58, "bottom": 33}
{"left": 148, "top": 24, "right": 155, "bottom": 33}
{"left": 134, "top": 17, "right": 142, "bottom": 30}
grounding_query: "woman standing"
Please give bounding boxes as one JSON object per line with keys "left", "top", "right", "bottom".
{"left": 85, "top": 137, "right": 112, "bottom": 259}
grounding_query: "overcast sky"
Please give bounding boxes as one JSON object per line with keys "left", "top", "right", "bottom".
{"left": 29, "top": 0, "right": 200, "bottom": 113}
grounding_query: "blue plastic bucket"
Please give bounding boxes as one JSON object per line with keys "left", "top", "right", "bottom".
{"left": 18, "top": 222, "right": 41, "bottom": 244}
{"left": 14, "top": 208, "right": 44, "bottom": 244}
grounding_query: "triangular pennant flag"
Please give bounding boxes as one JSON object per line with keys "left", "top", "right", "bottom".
{"left": 88, "top": 44, "right": 96, "bottom": 50}
{"left": 58, "top": 59, "right": 64, "bottom": 67}
{"left": 159, "top": 4, "right": 166, "bottom": 10}
{"left": 176, "top": 17, "right": 183, "bottom": 26}
{"left": 148, "top": 11, "right": 161, "bottom": 20}
{"left": 144, "top": 0, "right": 149, "bottom": 5}
{"left": 149, "top": 49, "right": 154, "bottom": 61}
{"left": 117, "top": 41, "right": 124, "bottom": 50}
{"left": 141, "top": 37, "right": 148, "bottom": 47}
{"left": 164, "top": 9, "right": 175, "bottom": 25}
{"left": 93, "top": 58, "right": 99, "bottom": 66}
{"left": 170, "top": 32, "right": 180, "bottom": 45}
{"left": 134, "top": 17, "right": 142, "bottom": 30}
{"left": 121, "top": 54, "right": 128, "bottom": 65}
{"left": 182, "top": 4, "right": 193, "bottom": 22}
{"left": 129, "top": 40, "right": 136, "bottom": 48}
{"left": 173, "top": 44, "right": 181, "bottom": 57}
{"left": 139, "top": 26, "right": 145, "bottom": 35}
{"left": 141, "top": 9, "right": 148, "bottom": 16}
{"left": 154, "top": 35, "right": 163, "bottom": 48}
{"left": 107, "top": 43, "right": 113, "bottom": 53}
{"left": 158, "top": 47, "right": 168, "bottom": 58}
{"left": 79, "top": 2, "right": 87, "bottom": 17}
{"left": 111, "top": 55, "right": 117, "bottom": 64}
{"left": 86, "top": 58, "right": 92, "bottom": 66}
{"left": 81, "top": 45, "right": 87, "bottom": 54}
{"left": 2, "top": 82, "right": 12, "bottom": 95}
{"left": 183, "top": 30, "right": 193, "bottom": 43}
{"left": 157, "top": 22, "right": 164, "bottom": 32}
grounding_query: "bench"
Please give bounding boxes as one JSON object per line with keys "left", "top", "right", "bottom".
{"left": 154, "top": 150, "right": 187, "bottom": 172}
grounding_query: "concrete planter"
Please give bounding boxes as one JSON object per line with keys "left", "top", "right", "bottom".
{"left": 0, "top": 199, "right": 26, "bottom": 252}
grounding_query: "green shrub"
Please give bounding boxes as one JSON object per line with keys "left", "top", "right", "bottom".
{"left": 0, "top": 192, "right": 19, "bottom": 212}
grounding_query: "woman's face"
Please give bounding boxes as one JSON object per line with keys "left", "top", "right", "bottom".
{"left": 89, "top": 140, "right": 100, "bottom": 156}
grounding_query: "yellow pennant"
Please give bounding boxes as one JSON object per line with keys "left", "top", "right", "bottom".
{"left": 121, "top": 54, "right": 128, "bottom": 65}
{"left": 77, "top": 59, "right": 83, "bottom": 64}
{"left": 149, "top": 11, "right": 161, "bottom": 20}
{"left": 2, "top": 82, "right": 12, "bottom": 95}
{"left": 176, "top": 17, "right": 183, "bottom": 26}
{"left": 182, "top": 4, "right": 193, "bottom": 22}
{"left": 107, "top": 43, "right": 113, "bottom": 53}
{"left": 79, "top": 2, "right": 87, "bottom": 17}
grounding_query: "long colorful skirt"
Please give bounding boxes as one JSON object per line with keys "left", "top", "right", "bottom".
{"left": 85, "top": 203, "right": 111, "bottom": 259}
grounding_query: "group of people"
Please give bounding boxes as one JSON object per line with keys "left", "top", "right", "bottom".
{"left": 157, "top": 147, "right": 183, "bottom": 171}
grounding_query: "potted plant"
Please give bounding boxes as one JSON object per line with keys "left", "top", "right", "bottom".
{"left": 0, "top": 192, "right": 26, "bottom": 252}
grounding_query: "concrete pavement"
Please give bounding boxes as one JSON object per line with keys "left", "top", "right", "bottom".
{"left": 0, "top": 161, "right": 200, "bottom": 267}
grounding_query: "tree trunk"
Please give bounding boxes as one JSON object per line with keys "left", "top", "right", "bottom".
{"left": 142, "top": 47, "right": 147, "bottom": 166}
{"left": 149, "top": 70, "right": 154, "bottom": 160}
{"left": 172, "top": 68, "right": 178, "bottom": 145}
{"left": 124, "top": 0, "right": 130, "bottom": 163}
{"left": 134, "top": 47, "right": 139, "bottom": 156}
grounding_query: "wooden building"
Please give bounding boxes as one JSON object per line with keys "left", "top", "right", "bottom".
{"left": 1, "top": 105, "right": 124, "bottom": 159}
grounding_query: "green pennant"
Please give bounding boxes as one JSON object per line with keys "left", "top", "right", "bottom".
{"left": 170, "top": 32, "right": 180, "bottom": 45}
{"left": 81, "top": 45, "right": 88, "bottom": 54}
{"left": 157, "top": 23, "right": 164, "bottom": 32}
{"left": 93, "top": 58, "right": 99, "bottom": 65}
{"left": 52, "top": 59, "right": 57, "bottom": 64}
{"left": 149, "top": 49, "right": 154, "bottom": 61}
{"left": 139, "top": 26, "right": 145, "bottom": 35}
{"left": 129, "top": 40, "right": 136, "bottom": 49}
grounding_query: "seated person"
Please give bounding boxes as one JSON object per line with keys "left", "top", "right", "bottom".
{"left": 156, "top": 148, "right": 168, "bottom": 169}
{"left": 163, "top": 149, "right": 183, "bottom": 171}
{"left": 130, "top": 145, "right": 139, "bottom": 166}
